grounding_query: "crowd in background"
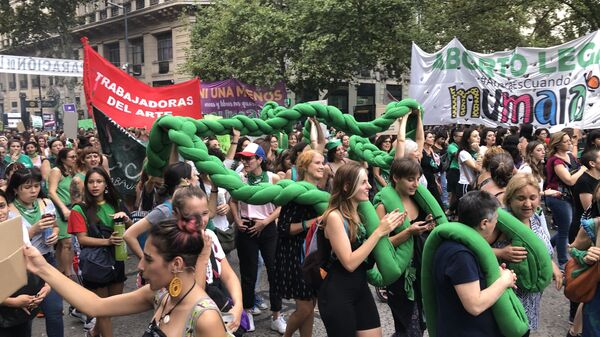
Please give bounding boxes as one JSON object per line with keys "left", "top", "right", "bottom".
{"left": 0, "top": 115, "right": 599, "bottom": 337}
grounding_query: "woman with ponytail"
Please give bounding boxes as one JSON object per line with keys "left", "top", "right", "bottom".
{"left": 24, "top": 193, "right": 229, "bottom": 337}
{"left": 67, "top": 167, "right": 131, "bottom": 337}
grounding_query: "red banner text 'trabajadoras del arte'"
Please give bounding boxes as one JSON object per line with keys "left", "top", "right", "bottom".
{"left": 82, "top": 37, "right": 202, "bottom": 129}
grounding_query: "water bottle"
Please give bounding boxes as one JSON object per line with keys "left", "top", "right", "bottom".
{"left": 114, "top": 220, "right": 127, "bottom": 261}
{"left": 42, "top": 203, "right": 56, "bottom": 246}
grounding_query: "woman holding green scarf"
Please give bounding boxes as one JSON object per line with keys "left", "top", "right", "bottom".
{"left": 375, "top": 158, "right": 436, "bottom": 337}
{"left": 47, "top": 148, "right": 78, "bottom": 278}
{"left": 230, "top": 142, "right": 285, "bottom": 333}
{"left": 5, "top": 139, "right": 33, "bottom": 169}
{"left": 7, "top": 167, "right": 63, "bottom": 337}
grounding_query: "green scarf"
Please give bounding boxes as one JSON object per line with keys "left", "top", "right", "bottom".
{"left": 13, "top": 199, "right": 42, "bottom": 225}
{"left": 247, "top": 171, "right": 268, "bottom": 186}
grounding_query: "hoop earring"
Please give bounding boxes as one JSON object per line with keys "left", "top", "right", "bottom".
{"left": 168, "top": 274, "right": 182, "bottom": 297}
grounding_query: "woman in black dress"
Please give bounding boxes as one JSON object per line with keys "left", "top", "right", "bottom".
{"left": 273, "top": 149, "right": 324, "bottom": 337}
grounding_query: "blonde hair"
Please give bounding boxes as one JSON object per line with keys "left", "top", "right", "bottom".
{"left": 503, "top": 173, "right": 540, "bottom": 206}
{"left": 321, "top": 163, "right": 365, "bottom": 242}
{"left": 548, "top": 131, "right": 567, "bottom": 158}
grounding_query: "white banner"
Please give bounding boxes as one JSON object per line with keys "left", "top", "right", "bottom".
{"left": 409, "top": 31, "right": 600, "bottom": 130}
{"left": 0, "top": 55, "right": 82, "bottom": 77}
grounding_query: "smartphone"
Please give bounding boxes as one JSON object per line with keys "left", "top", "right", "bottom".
{"left": 424, "top": 215, "right": 443, "bottom": 225}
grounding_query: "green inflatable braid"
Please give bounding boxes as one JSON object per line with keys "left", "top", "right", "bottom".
{"left": 293, "top": 99, "right": 423, "bottom": 142}
{"left": 496, "top": 209, "right": 553, "bottom": 292}
{"left": 347, "top": 135, "right": 395, "bottom": 169}
{"left": 348, "top": 134, "right": 553, "bottom": 292}
{"left": 421, "top": 222, "right": 529, "bottom": 337}
{"left": 368, "top": 185, "right": 448, "bottom": 286}
{"left": 144, "top": 113, "right": 416, "bottom": 286}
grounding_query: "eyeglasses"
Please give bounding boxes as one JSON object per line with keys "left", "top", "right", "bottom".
{"left": 240, "top": 156, "right": 256, "bottom": 162}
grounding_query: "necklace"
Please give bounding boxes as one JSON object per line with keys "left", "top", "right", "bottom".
{"left": 158, "top": 280, "right": 196, "bottom": 327}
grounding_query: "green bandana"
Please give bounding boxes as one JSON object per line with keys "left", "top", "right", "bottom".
{"left": 247, "top": 171, "right": 268, "bottom": 186}
{"left": 13, "top": 199, "right": 42, "bottom": 225}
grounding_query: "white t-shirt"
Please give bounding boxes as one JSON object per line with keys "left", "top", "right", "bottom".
{"left": 518, "top": 163, "right": 544, "bottom": 192}
{"left": 458, "top": 150, "right": 477, "bottom": 185}
{"left": 205, "top": 229, "right": 226, "bottom": 285}
{"left": 238, "top": 171, "right": 276, "bottom": 220}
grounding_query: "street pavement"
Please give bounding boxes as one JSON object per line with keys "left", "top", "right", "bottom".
{"left": 33, "top": 248, "right": 572, "bottom": 337}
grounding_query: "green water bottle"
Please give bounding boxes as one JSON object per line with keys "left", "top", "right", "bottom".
{"left": 114, "top": 222, "right": 127, "bottom": 261}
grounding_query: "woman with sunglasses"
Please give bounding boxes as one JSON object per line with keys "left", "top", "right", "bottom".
{"left": 7, "top": 168, "right": 62, "bottom": 337}
{"left": 67, "top": 167, "right": 131, "bottom": 337}
{"left": 230, "top": 142, "right": 285, "bottom": 333}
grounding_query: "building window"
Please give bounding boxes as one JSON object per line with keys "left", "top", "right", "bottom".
{"left": 99, "top": 9, "right": 107, "bottom": 20}
{"left": 136, "top": 0, "right": 145, "bottom": 10}
{"left": 11, "top": 102, "right": 17, "bottom": 108}
{"left": 124, "top": 2, "right": 131, "bottom": 13}
{"left": 128, "top": 38, "right": 144, "bottom": 65}
{"left": 9, "top": 74, "right": 16, "bottom": 91}
{"left": 356, "top": 83, "right": 375, "bottom": 106}
{"left": 89, "top": 13, "right": 96, "bottom": 23}
{"left": 19, "top": 75, "right": 28, "bottom": 89}
{"left": 386, "top": 84, "right": 402, "bottom": 102}
{"left": 156, "top": 32, "right": 172, "bottom": 61}
{"left": 105, "top": 42, "right": 121, "bottom": 67}
{"left": 129, "top": 38, "right": 144, "bottom": 75}
{"left": 110, "top": 6, "right": 119, "bottom": 17}
{"left": 150, "top": 0, "right": 159, "bottom": 5}
{"left": 31, "top": 76, "right": 40, "bottom": 87}
{"left": 327, "top": 85, "right": 349, "bottom": 113}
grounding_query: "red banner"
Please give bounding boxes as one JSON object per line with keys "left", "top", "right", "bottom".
{"left": 82, "top": 37, "right": 202, "bottom": 129}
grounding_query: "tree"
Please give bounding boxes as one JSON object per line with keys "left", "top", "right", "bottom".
{"left": 185, "top": 0, "right": 417, "bottom": 95}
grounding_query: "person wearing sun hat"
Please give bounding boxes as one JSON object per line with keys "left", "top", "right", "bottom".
{"left": 230, "top": 142, "right": 287, "bottom": 334}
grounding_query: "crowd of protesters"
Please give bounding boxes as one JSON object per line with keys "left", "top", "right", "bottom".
{"left": 0, "top": 115, "right": 599, "bottom": 337}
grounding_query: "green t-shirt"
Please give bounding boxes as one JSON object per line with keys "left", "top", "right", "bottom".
{"left": 447, "top": 142, "right": 460, "bottom": 170}
{"left": 72, "top": 202, "right": 117, "bottom": 232}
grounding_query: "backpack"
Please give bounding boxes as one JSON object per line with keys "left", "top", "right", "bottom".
{"left": 301, "top": 218, "right": 349, "bottom": 292}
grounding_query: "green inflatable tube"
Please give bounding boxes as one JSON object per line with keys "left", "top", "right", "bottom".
{"left": 496, "top": 208, "right": 553, "bottom": 292}
{"left": 367, "top": 185, "right": 448, "bottom": 286}
{"left": 421, "top": 222, "right": 529, "bottom": 337}
{"left": 142, "top": 112, "right": 424, "bottom": 287}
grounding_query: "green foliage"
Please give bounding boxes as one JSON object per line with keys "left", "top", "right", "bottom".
{"left": 185, "top": 0, "right": 416, "bottom": 94}
{"left": 0, "top": 0, "right": 90, "bottom": 57}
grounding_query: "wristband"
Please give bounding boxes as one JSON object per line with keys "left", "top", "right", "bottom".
{"left": 231, "top": 142, "right": 238, "bottom": 145}
{"left": 301, "top": 220, "right": 307, "bottom": 231}
{"left": 211, "top": 190, "right": 218, "bottom": 194}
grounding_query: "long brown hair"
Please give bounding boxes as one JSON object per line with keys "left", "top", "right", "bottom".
{"left": 524, "top": 140, "right": 545, "bottom": 182}
{"left": 321, "top": 163, "right": 365, "bottom": 242}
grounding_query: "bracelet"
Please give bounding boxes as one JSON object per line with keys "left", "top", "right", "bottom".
{"left": 301, "top": 220, "right": 307, "bottom": 231}
{"left": 211, "top": 190, "right": 218, "bottom": 194}
{"left": 231, "top": 142, "right": 238, "bottom": 145}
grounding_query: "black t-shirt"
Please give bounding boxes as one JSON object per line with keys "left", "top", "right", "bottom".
{"left": 572, "top": 172, "right": 600, "bottom": 228}
{"left": 433, "top": 241, "right": 503, "bottom": 337}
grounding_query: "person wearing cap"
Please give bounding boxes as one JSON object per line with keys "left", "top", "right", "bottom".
{"left": 325, "top": 140, "right": 347, "bottom": 176}
{"left": 229, "top": 142, "right": 286, "bottom": 334}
